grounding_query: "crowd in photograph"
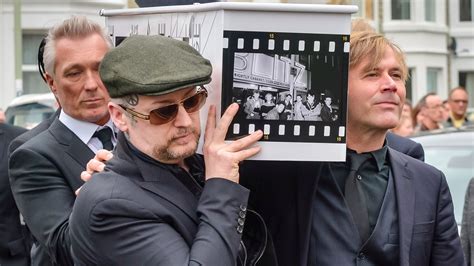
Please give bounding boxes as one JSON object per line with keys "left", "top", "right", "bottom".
{"left": 239, "top": 89, "right": 339, "bottom": 122}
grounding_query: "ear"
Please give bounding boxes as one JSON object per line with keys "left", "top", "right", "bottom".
{"left": 108, "top": 102, "right": 128, "bottom": 132}
{"left": 45, "top": 72, "right": 57, "bottom": 95}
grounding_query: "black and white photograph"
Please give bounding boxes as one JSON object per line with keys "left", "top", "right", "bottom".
{"left": 222, "top": 30, "right": 349, "bottom": 143}
{"left": 231, "top": 52, "right": 341, "bottom": 123}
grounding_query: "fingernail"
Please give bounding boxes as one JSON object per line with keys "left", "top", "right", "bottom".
{"left": 106, "top": 153, "right": 113, "bottom": 160}
{"left": 99, "top": 164, "right": 105, "bottom": 171}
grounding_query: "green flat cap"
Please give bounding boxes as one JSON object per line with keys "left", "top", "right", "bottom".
{"left": 100, "top": 35, "right": 212, "bottom": 98}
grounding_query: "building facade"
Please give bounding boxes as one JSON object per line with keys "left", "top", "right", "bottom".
{"left": 1, "top": 0, "right": 473, "bottom": 108}
{"left": 239, "top": 0, "right": 474, "bottom": 105}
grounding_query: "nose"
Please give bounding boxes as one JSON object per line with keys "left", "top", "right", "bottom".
{"left": 381, "top": 73, "right": 397, "bottom": 93}
{"left": 173, "top": 105, "right": 193, "bottom": 128}
{"left": 84, "top": 70, "right": 100, "bottom": 91}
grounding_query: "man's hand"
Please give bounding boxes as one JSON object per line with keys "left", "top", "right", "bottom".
{"left": 203, "top": 103, "right": 263, "bottom": 183}
{"left": 75, "top": 150, "right": 113, "bottom": 195}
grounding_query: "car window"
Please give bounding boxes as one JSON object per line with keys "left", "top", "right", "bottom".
{"left": 424, "top": 146, "right": 474, "bottom": 224}
{"left": 6, "top": 103, "right": 55, "bottom": 129}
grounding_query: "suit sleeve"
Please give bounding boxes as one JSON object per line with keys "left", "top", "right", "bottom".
{"left": 9, "top": 147, "right": 74, "bottom": 265}
{"left": 461, "top": 178, "right": 474, "bottom": 266}
{"left": 72, "top": 178, "right": 249, "bottom": 265}
{"left": 431, "top": 171, "right": 466, "bottom": 266}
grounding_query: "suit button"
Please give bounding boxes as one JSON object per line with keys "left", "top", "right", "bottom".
{"left": 357, "top": 252, "right": 366, "bottom": 260}
{"left": 239, "top": 204, "right": 247, "bottom": 211}
{"left": 236, "top": 225, "right": 244, "bottom": 234}
{"left": 239, "top": 210, "right": 246, "bottom": 219}
{"left": 238, "top": 218, "right": 245, "bottom": 226}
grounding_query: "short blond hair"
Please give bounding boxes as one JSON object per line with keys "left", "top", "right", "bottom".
{"left": 43, "top": 16, "right": 112, "bottom": 76}
{"left": 349, "top": 31, "right": 408, "bottom": 82}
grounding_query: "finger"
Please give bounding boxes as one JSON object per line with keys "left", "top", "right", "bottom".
{"left": 234, "top": 145, "right": 262, "bottom": 161}
{"left": 226, "top": 130, "right": 263, "bottom": 153}
{"left": 86, "top": 159, "right": 105, "bottom": 174}
{"left": 214, "top": 103, "right": 239, "bottom": 141}
{"left": 96, "top": 149, "right": 113, "bottom": 162}
{"left": 75, "top": 186, "right": 82, "bottom": 196}
{"left": 204, "top": 105, "right": 216, "bottom": 145}
{"left": 80, "top": 171, "right": 92, "bottom": 182}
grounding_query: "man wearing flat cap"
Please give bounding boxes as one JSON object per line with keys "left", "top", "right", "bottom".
{"left": 69, "top": 35, "right": 266, "bottom": 265}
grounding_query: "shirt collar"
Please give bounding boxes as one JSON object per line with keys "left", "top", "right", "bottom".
{"left": 347, "top": 140, "right": 388, "bottom": 172}
{"left": 59, "top": 109, "right": 116, "bottom": 145}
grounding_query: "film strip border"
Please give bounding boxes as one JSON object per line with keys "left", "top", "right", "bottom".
{"left": 222, "top": 30, "right": 349, "bottom": 144}
{"left": 232, "top": 122, "right": 346, "bottom": 141}
{"left": 222, "top": 31, "right": 350, "bottom": 54}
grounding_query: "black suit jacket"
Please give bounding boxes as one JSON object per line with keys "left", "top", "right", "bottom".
{"left": 70, "top": 133, "right": 250, "bottom": 265}
{"left": 386, "top": 131, "right": 425, "bottom": 161}
{"left": 241, "top": 139, "right": 463, "bottom": 266}
{"left": 9, "top": 118, "right": 93, "bottom": 265}
{"left": 0, "top": 123, "right": 27, "bottom": 266}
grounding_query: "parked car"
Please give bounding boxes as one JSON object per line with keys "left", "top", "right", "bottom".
{"left": 5, "top": 93, "right": 58, "bottom": 129}
{"left": 411, "top": 126, "right": 474, "bottom": 228}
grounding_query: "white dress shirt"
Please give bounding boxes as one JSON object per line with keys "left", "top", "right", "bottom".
{"left": 59, "top": 110, "right": 117, "bottom": 153}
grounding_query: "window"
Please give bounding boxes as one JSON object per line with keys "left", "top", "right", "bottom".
{"left": 459, "top": 71, "right": 474, "bottom": 105}
{"left": 425, "top": 0, "right": 436, "bottom": 22}
{"left": 427, "top": 68, "right": 440, "bottom": 93}
{"left": 460, "top": 0, "right": 473, "bottom": 21}
{"left": 22, "top": 33, "right": 50, "bottom": 95}
{"left": 391, "top": 0, "right": 410, "bottom": 20}
{"left": 351, "top": 0, "right": 374, "bottom": 20}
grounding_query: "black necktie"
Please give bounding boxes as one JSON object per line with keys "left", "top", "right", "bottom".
{"left": 345, "top": 153, "right": 371, "bottom": 242}
{"left": 93, "top": 127, "right": 114, "bottom": 150}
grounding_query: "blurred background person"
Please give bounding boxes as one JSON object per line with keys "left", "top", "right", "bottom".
{"left": 442, "top": 99, "right": 451, "bottom": 122}
{"left": 445, "top": 86, "right": 473, "bottom": 128}
{"left": 402, "top": 99, "right": 412, "bottom": 117}
{"left": 390, "top": 114, "right": 414, "bottom": 137}
{"left": 412, "top": 100, "right": 424, "bottom": 131}
{"left": 0, "top": 109, "right": 5, "bottom": 123}
{"left": 415, "top": 92, "right": 444, "bottom": 132}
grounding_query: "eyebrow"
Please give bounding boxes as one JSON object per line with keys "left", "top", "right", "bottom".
{"left": 150, "top": 88, "right": 196, "bottom": 105}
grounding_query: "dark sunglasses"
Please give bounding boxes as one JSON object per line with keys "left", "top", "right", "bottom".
{"left": 119, "top": 86, "right": 208, "bottom": 125}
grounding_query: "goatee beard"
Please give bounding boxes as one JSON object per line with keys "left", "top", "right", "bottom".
{"left": 153, "top": 127, "right": 200, "bottom": 162}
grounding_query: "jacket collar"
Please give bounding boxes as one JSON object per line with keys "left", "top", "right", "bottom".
{"left": 48, "top": 118, "right": 95, "bottom": 168}
{"left": 112, "top": 132, "right": 200, "bottom": 224}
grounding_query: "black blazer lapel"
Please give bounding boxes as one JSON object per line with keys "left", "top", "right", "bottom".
{"left": 389, "top": 148, "right": 414, "bottom": 266}
{"left": 48, "top": 118, "right": 95, "bottom": 167}
{"left": 136, "top": 164, "right": 199, "bottom": 224}
{"left": 114, "top": 133, "right": 199, "bottom": 224}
